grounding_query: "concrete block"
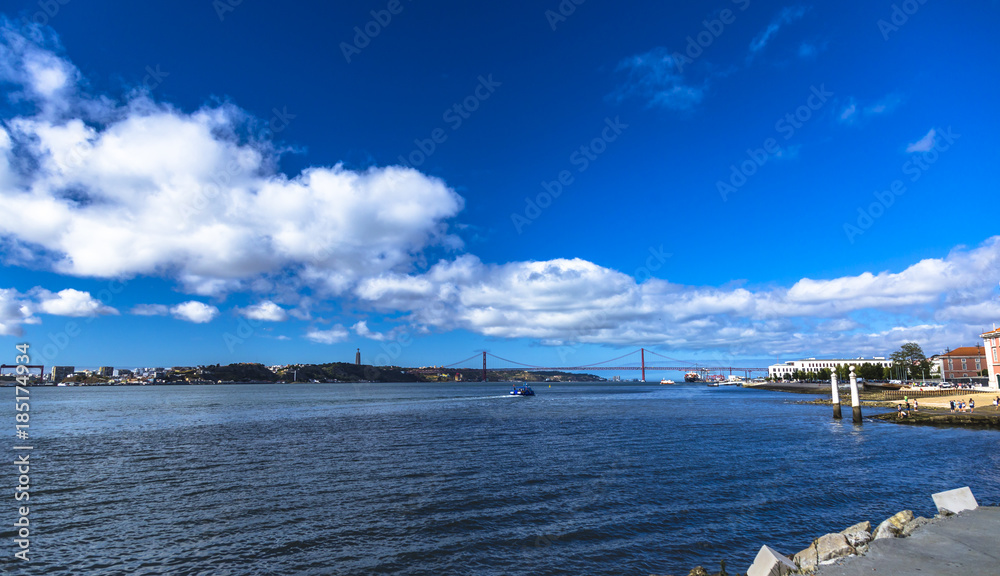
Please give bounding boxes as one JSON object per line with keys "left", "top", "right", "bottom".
{"left": 932, "top": 486, "right": 978, "bottom": 514}
{"left": 747, "top": 545, "right": 797, "bottom": 576}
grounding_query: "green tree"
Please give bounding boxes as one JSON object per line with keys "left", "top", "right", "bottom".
{"left": 890, "top": 342, "right": 927, "bottom": 379}
{"left": 836, "top": 364, "right": 850, "bottom": 381}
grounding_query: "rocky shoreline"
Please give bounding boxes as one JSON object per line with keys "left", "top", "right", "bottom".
{"left": 786, "top": 509, "right": 933, "bottom": 572}
{"left": 655, "top": 488, "right": 989, "bottom": 576}
{"left": 869, "top": 408, "right": 1000, "bottom": 428}
{"left": 655, "top": 509, "right": 940, "bottom": 576}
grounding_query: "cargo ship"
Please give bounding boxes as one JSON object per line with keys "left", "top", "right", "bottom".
{"left": 684, "top": 372, "right": 700, "bottom": 382}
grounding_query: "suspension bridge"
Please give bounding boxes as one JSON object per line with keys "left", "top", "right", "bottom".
{"left": 409, "top": 348, "right": 768, "bottom": 382}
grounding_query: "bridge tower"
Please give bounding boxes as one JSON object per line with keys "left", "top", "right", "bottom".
{"left": 641, "top": 348, "right": 645, "bottom": 382}
{"left": 482, "top": 351, "right": 487, "bottom": 382}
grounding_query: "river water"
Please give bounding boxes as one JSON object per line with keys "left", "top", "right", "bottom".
{"left": 3, "top": 382, "right": 998, "bottom": 575}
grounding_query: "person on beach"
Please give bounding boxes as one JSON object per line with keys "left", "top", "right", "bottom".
{"left": 950, "top": 400, "right": 956, "bottom": 412}
{"left": 969, "top": 398, "right": 974, "bottom": 412}
{"left": 897, "top": 404, "right": 903, "bottom": 418}
{"left": 994, "top": 396, "right": 999, "bottom": 411}
{"left": 913, "top": 399, "right": 918, "bottom": 412}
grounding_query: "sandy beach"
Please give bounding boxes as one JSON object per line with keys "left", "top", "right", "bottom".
{"left": 892, "top": 392, "right": 1000, "bottom": 411}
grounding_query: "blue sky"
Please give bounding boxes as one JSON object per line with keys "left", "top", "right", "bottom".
{"left": 1, "top": 0, "right": 998, "bottom": 372}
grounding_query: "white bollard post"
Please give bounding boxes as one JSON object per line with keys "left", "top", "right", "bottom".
{"left": 831, "top": 373, "right": 842, "bottom": 419}
{"left": 849, "top": 365, "right": 862, "bottom": 423}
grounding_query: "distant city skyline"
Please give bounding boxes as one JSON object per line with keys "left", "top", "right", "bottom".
{"left": 1, "top": 1, "right": 999, "bottom": 368}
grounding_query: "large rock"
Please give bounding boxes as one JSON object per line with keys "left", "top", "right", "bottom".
{"left": 746, "top": 545, "right": 797, "bottom": 576}
{"left": 793, "top": 541, "right": 818, "bottom": 573}
{"left": 839, "top": 520, "right": 871, "bottom": 548}
{"left": 687, "top": 567, "right": 709, "bottom": 576}
{"left": 816, "top": 532, "right": 855, "bottom": 562}
{"left": 873, "top": 510, "right": 914, "bottom": 540}
{"left": 932, "top": 486, "right": 978, "bottom": 514}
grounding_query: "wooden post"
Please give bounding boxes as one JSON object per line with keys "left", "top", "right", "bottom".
{"left": 849, "top": 365, "right": 862, "bottom": 423}
{"left": 831, "top": 373, "right": 842, "bottom": 419}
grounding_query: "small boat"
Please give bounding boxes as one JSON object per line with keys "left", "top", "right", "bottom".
{"left": 509, "top": 383, "right": 535, "bottom": 396}
{"left": 660, "top": 379, "right": 675, "bottom": 385}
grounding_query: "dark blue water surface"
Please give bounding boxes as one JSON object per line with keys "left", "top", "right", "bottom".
{"left": 3, "top": 382, "right": 999, "bottom": 575}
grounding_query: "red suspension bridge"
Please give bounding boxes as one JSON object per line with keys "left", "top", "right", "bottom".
{"left": 410, "top": 348, "right": 768, "bottom": 382}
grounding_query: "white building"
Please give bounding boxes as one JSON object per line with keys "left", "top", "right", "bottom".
{"left": 769, "top": 357, "right": 892, "bottom": 379}
{"left": 981, "top": 327, "right": 1000, "bottom": 389}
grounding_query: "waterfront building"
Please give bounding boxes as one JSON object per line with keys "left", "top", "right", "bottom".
{"left": 980, "top": 328, "right": 1000, "bottom": 389}
{"left": 937, "top": 346, "right": 986, "bottom": 381}
{"left": 768, "top": 357, "right": 891, "bottom": 379}
{"left": 97, "top": 366, "right": 114, "bottom": 377}
{"left": 51, "top": 365, "right": 74, "bottom": 383}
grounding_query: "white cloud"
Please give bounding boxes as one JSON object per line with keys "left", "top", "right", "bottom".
{"left": 32, "top": 288, "right": 118, "bottom": 317}
{"left": 305, "top": 325, "right": 349, "bottom": 344}
{"left": 2, "top": 285, "right": 117, "bottom": 333}
{"left": 352, "top": 320, "right": 403, "bottom": 341}
{"left": 170, "top": 301, "right": 219, "bottom": 323}
{"left": 839, "top": 102, "right": 857, "bottom": 123}
{"left": 1, "top": 21, "right": 997, "bottom": 360}
{"left": 0, "top": 20, "right": 80, "bottom": 115}
{"left": 0, "top": 24, "right": 464, "bottom": 299}
{"left": 749, "top": 7, "right": 808, "bottom": 55}
{"left": 839, "top": 94, "right": 902, "bottom": 125}
{"left": 864, "top": 94, "right": 901, "bottom": 115}
{"left": 131, "top": 304, "right": 169, "bottom": 316}
{"left": 239, "top": 301, "right": 288, "bottom": 322}
{"left": 906, "top": 128, "right": 937, "bottom": 153}
{"left": 0, "top": 288, "right": 33, "bottom": 336}
{"left": 354, "top": 237, "right": 1000, "bottom": 356}
{"left": 612, "top": 47, "right": 704, "bottom": 110}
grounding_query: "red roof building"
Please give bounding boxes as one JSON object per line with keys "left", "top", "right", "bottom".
{"left": 938, "top": 346, "right": 986, "bottom": 382}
